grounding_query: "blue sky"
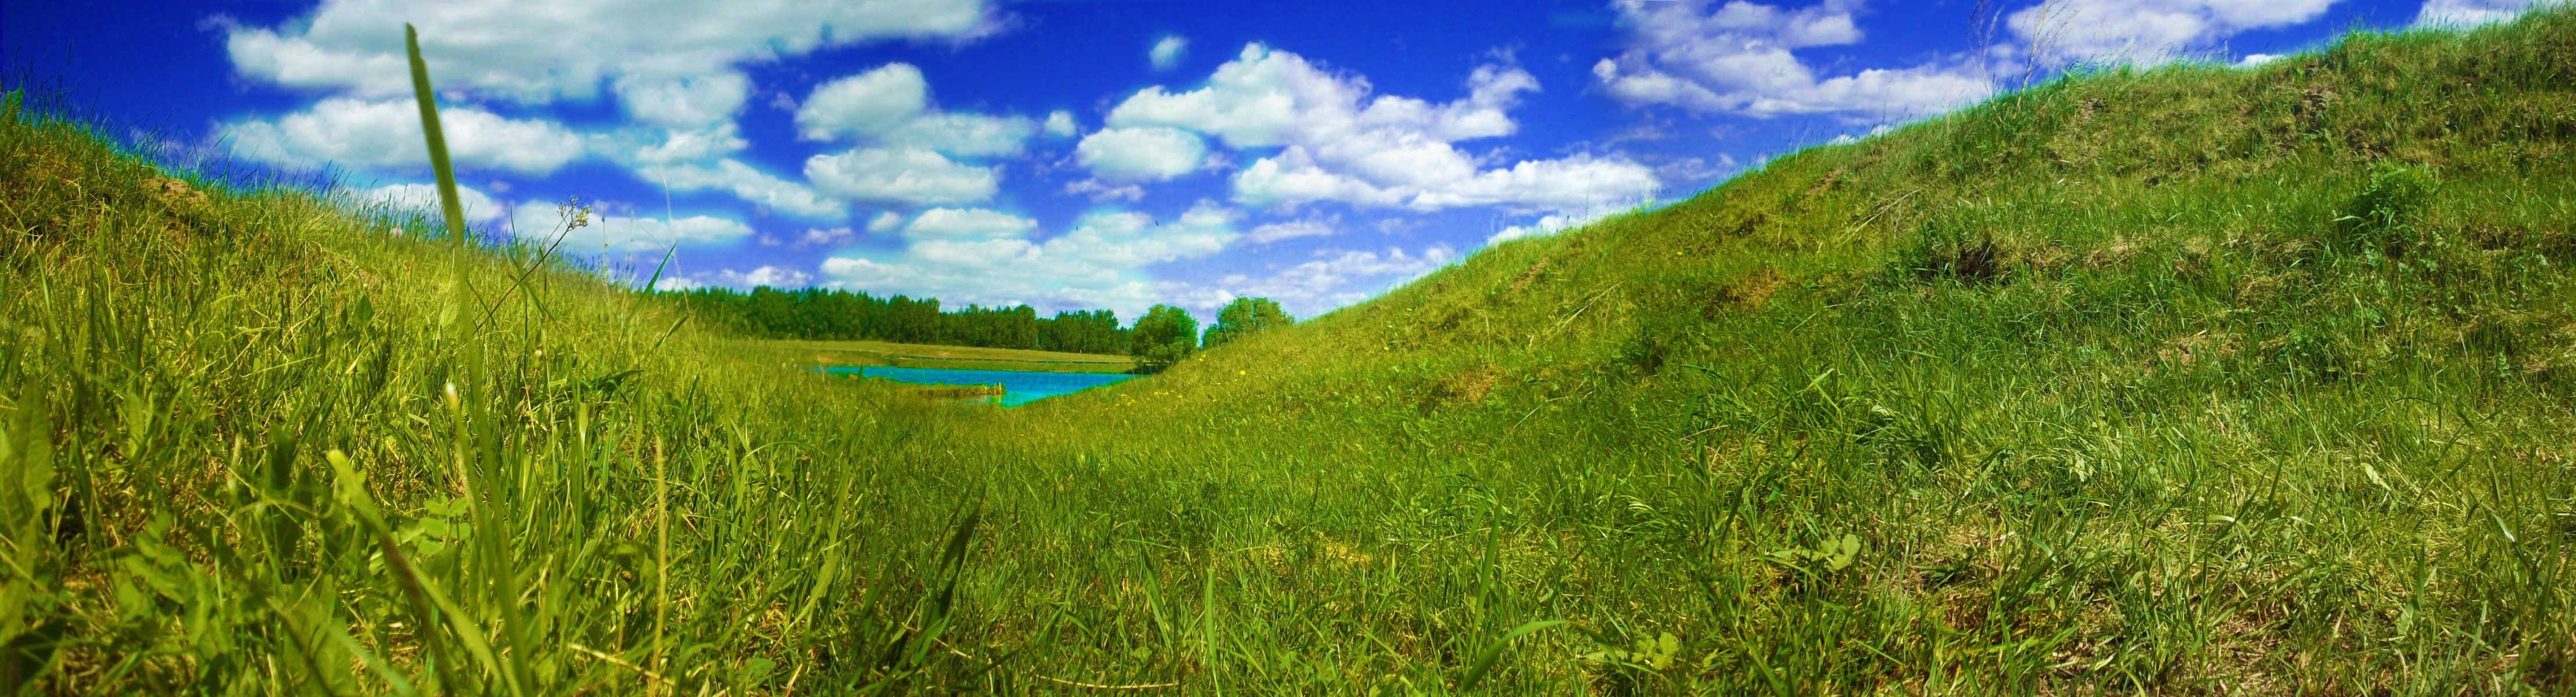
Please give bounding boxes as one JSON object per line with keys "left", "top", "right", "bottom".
{"left": 6, "top": 0, "right": 2557, "bottom": 323}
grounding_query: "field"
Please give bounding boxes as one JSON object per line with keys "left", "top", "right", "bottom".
{"left": 5, "top": 10, "right": 2576, "bottom": 696}
{"left": 718, "top": 338, "right": 1137, "bottom": 374}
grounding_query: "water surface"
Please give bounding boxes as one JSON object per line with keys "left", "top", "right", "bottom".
{"left": 822, "top": 366, "right": 1135, "bottom": 405}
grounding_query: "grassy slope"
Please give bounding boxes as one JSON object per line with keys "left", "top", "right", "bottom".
{"left": 719, "top": 337, "right": 1137, "bottom": 373}
{"left": 3, "top": 11, "right": 2574, "bottom": 696}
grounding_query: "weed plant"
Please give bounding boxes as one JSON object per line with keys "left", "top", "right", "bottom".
{"left": 5, "top": 9, "right": 2576, "bottom": 696}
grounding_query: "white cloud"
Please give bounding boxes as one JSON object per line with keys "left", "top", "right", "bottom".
{"left": 1065, "top": 178, "right": 1147, "bottom": 202}
{"left": 360, "top": 182, "right": 504, "bottom": 223}
{"left": 1245, "top": 216, "right": 1339, "bottom": 244}
{"left": 676, "top": 265, "right": 815, "bottom": 289}
{"left": 224, "top": 0, "right": 990, "bottom": 103}
{"left": 221, "top": 97, "right": 585, "bottom": 174}
{"left": 1044, "top": 110, "right": 1079, "bottom": 138}
{"left": 2008, "top": 0, "right": 2344, "bottom": 64}
{"left": 1076, "top": 127, "right": 1209, "bottom": 181}
{"left": 614, "top": 71, "right": 749, "bottom": 130}
{"left": 1488, "top": 207, "right": 1625, "bottom": 245}
{"left": 1151, "top": 35, "right": 1189, "bottom": 70}
{"left": 2238, "top": 53, "right": 2282, "bottom": 67}
{"left": 805, "top": 148, "right": 999, "bottom": 206}
{"left": 797, "top": 64, "right": 931, "bottom": 140}
{"left": 1205, "top": 245, "right": 1459, "bottom": 316}
{"left": 1106, "top": 44, "right": 1656, "bottom": 213}
{"left": 513, "top": 202, "right": 755, "bottom": 253}
{"left": 763, "top": 227, "right": 854, "bottom": 249}
{"left": 867, "top": 211, "right": 906, "bottom": 233}
{"left": 902, "top": 207, "right": 1037, "bottom": 239}
{"left": 882, "top": 113, "right": 1038, "bottom": 157}
{"left": 821, "top": 203, "right": 1241, "bottom": 318}
{"left": 1596, "top": 0, "right": 1993, "bottom": 119}
{"left": 620, "top": 124, "right": 750, "bottom": 165}
{"left": 2416, "top": 0, "right": 2568, "bottom": 26}
{"left": 654, "top": 159, "right": 846, "bottom": 218}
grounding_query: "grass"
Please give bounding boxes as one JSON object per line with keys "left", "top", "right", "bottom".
{"left": 4, "top": 9, "right": 2576, "bottom": 695}
{"left": 719, "top": 337, "right": 1138, "bottom": 374}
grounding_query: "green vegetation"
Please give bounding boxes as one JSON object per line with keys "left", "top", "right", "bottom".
{"left": 5, "top": 10, "right": 2576, "bottom": 695}
{"left": 1201, "top": 296, "right": 1292, "bottom": 348}
{"left": 662, "top": 286, "right": 1133, "bottom": 356}
{"left": 1128, "top": 303, "right": 1200, "bottom": 370}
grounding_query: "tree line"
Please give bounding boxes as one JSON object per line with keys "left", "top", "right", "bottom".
{"left": 661, "top": 287, "right": 1130, "bottom": 355}
{"left": 663, "top": 288, "right": 1297, "bottom": 367}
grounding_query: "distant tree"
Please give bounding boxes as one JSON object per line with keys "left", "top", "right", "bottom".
{"left": 1201, "top": 297, "right": 1292, "bottom": 348}
{"left": 1128, "top": 304, "right": 1199, "bottom": 369}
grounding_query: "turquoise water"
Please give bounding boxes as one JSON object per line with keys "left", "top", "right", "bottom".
{"left": 822, "top": 366, "right": 1136, "bottom": 405}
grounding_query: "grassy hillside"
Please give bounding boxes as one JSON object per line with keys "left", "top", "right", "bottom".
{"left": 4, "top": 9, "right": 2574, "bottom": 696}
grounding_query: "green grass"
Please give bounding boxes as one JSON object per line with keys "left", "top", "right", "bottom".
{"left": 721, "top": 338, "right": 1138, "bottom": 374}
{"left": 5, "top": 9, "right": 2576, "bottom": 695}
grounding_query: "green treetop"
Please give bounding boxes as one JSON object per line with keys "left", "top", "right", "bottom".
{"left": 1201, "top": 297, "right": 1292, "bottom": 348}
{"left": 1128, "top": 304, "right": 1199, "bottom": 369}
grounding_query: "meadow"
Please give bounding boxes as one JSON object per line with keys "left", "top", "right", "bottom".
{"left": 4, "top": 9, "right": 2575, "bottom": 695}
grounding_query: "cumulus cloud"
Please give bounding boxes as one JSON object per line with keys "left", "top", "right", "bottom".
{"left": 671, "top": 265, "right": 815, "bottom": 289}
{"left": 1245, "top": 216, "right": 1339, "bottom": 244}
{"left": 614, "top": 71, "right": 749, "bottom": 130}
{"left": 1075, "top": 127, "right": 1209, "bottom": 181}
{"left": 882, "top": 113, "right": 1038, "bottom": 157}
{"left": 790, "top": 63, "right": 1034, "bottom": 206}
{"left": 1150, "top": 35, "right": 1189, "bottom": 70}
{"left": 1107, "top": 44, "right": 1656, "bottom": 213}
{"left": 360, "top": 182, "right": 505, "bottom": 224}
{"left": 1488, "top": 207, "right": 1627, "bottom": 245}
{"left": 620, "top": 124, "right": 751, "bottom": 165}
{"left": 1595, "top": 0, "right": 1993, "bottom": 119}
{"left": 763, "top": 227, "right": 854, "bottom": 249}
{"left": 223, "top": 0, "right": 990, "bottom": 102}
{"left": 867, "top": 211, "right": 907, "bottom": 233}
{"left": 511, "top": 202, "right": 756, "bottom": 254}
{"left": 902, "top": 207, "right": 1038, "bottom": 239}
{"left": 1204, "top": 246, "right": 1459, "bottom": 317}
{"left": 221, "top": 98, "right": 585, "bottom": 174}
{"left": 821, "top": 203, "right": 1241, "bottom": 318}
{"left": 653, "top": 159, "right": 846, "bottom": 218}
{"left": 2008, "top": 0, "right": 2344, "bottom": 64}
{"left": 2416, "top": 0, "right": 2569, "bottom": 26}
{"left": 1065, "top": 179, "right": 1147, "bottom": 202}
{"left": 805, "top": 148, "right": 999, "bottom": 206}
{"left": 797, "top": 64, "right": 932, "bottom": 140}
{"left": 1044, "top": 110, "right": 1079, "bottom": 138}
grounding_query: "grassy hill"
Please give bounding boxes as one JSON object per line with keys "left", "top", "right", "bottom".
{"left": 5, "top": 9, "right": 2575, "bottom": 695}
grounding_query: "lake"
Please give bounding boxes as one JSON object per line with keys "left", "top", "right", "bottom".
{"left": 822, "top": 366, "right": 1137, "bottom": 405}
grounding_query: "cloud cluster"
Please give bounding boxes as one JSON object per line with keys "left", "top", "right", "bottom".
{"left": 507, "top": 202, "right": 755, "bottom": 254}
{"left": 1209, "top": 246, "right": 1459, "bottom": 317}
{"left": 657, "top": 265, "right": 816, "bottom": 291}
{"left": 1074, "top": 127, "right": 1209, "bottom": 181}
{"left": 1092, "top": 44, "right": 1659, "bottom": 213}
{"left": 224, "top": 0, "right": 990, "bottom": 103}
{"left": 1593, "top": 0, "right": 1992, "bottom": 120}
{"left": 794, "top": 63, "right": 1037, "bottom": 207}
{"left": 2007, "top": 0, "right": 2344, "bottom": 64}
{"left": 221, "top": 1, "right": 993, "bottom": 222}
{"left": 822, "top": 204, "right": 1241, "bottom": 318}
{"left": 222, "top": 98, "right": 586, "bottom": 174}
